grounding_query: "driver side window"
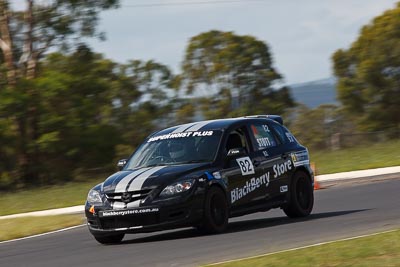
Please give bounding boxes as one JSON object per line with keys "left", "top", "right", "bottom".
{"left": 226, "top": 128, "right": 249, "bottom": 153}
{"left": 225, "top": 127, "right": 250, "bottom": 168}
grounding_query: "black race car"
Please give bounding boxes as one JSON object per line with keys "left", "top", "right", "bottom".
{"left": 85, "top": 115, "right": 314, "bottom": 244}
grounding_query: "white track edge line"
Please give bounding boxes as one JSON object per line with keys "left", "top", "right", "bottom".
{"left": 208, "top": 229, "right": 398, "bottom": 266}
{"left": 0, "top": 224, "right": 86, "bottom": 244}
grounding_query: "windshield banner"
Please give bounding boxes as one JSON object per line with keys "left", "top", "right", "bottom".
{"left": 147, "top": 131, "right": 214, "bottom": 142}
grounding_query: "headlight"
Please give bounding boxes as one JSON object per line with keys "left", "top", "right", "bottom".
{"left": 87, "top": 189, "right": 102, "bottom": 204}
{"left": 159, "top": 180, "right": 194, "bottom": 197}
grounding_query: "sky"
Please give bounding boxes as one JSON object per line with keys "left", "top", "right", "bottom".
{"left": 13, "top": 0, "right": 399, "bottom": 85}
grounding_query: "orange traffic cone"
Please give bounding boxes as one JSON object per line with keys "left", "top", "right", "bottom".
{"left": 314, "top": 178, "right": 322, "bottom": 190}
{"left": 311, "top": 162, "right": 322, "bottom": 190}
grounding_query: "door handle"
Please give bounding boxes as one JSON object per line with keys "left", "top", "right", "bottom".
{"left": 281, "top": 153, "right": 288, "bottom": 160}
{"left": 253, "top": 160, "right": 261, "bottom": 167}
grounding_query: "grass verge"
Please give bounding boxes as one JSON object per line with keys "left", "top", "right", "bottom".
{"left": 0, "top": 214, "right": 85, "bottom": 242}
{"left": 310, "top": 140, "right": 400, "bottom": 174}
{"left": 0, "top": 179, "right": 103, "bottom": 216}
{"left": 207, "top": 229, "right": 400, "bottom": 267}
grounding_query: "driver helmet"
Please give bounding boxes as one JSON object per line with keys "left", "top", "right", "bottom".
{"left": 168, "top": 140, "right": 185, "bottom": 159}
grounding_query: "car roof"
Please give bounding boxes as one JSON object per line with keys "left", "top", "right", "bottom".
{"left": 152, "top": 115, "right": 282, "bottom": 136}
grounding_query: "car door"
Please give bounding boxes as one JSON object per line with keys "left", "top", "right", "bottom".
{"left": 247, "top": 120, "right": 292, "bottom": 200}
{"left": 219, "top": 125, "right": 266, "bottom": 209}
{"left": 267, "top": 121, "right": 303, "bottom": 196}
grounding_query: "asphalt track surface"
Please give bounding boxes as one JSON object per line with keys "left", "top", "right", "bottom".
{"left": 1, "top": 177, "right": 400, "bottom": 267}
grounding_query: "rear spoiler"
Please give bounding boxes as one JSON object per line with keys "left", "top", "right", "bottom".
{"left": 244, "top": 115, "right": 283, "bottom": 125}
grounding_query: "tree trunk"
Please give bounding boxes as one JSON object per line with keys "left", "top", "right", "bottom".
{"left": 25, "top": 0, "right": 36, "bottom": 79}
{"left": 0, "top": 0, "right": 17, "bottom": 86}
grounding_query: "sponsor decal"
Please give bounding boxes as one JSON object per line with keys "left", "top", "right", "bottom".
{"left": 100, "top": 208, "right": 159, "bottom": 217}
{"left": 262, "top": 150, "right": 269, "bottom": 157}
{"left": 147, "top": 131, "right": 214, "bottom": 142}
{"left": 121, "top": 192, "right": 132, "bottom": 203}
{"left": 286, "top": 132, "right": 295, "bottom": 142}
{"left": 236, "top": 156, "right": 255, "bottom": 176}
{"left": 256, "top": 137, "right": 272, "bottom": 148}
{"left": 205, "top": 171, "right": 214, "bottom": 180}
{"left": 251, "top": 124, "right": 276, "bottom": 148}
{"left": 280, "top": 185, "right": 288, "bottom": 193}
{"left": 212, "top": 171, "right": 221, "bottom": 179}
{"left": 251, "top": 124, "right": 259, "bottom": 135}
{"left": 262, "top": 124, "right": 270, "bottom": 132}
{"left": 231, "top": 172, "right": 270, "bottom": 203}
{"left": 291, "top": 150, "right": 309, "bottom": 167}
{"left": 273, "top": 160, "right": 292, "bottom": 178}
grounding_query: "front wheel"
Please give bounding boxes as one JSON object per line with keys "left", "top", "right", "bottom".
{"left": 93, "top": 233, "right": 125, "bottom": 245}
{"left": 283, "top": 171, "right": 314, "bottom": 218}
{"left": 199, "top": 186, "right": 229, "bottom": 234}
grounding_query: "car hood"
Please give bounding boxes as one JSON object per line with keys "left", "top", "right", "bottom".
{"left": 102, "top": 163, "right": 210, "bottom": 193}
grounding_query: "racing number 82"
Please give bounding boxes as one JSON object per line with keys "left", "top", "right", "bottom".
{"left": 236, "top": 157, "right": 255, "bottom": 176}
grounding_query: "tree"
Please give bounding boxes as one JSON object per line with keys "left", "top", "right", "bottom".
{"left": 112, "top": 60, "right": 177, "bottom": 159}
{"left": 0, "top": 0, "right": 119, "bottom": 185}
{"left": 181, "top": 30, "right": 293, "bottom": 119}
{"left": 0, "top": 46, "right": 123, "bottom": 187}
{"left": 0, "top": 0, "right": 118, "bottom": 83}
{"left": 288, "top": 104, "right": 340, "bottom": 150}
{"left": 332, "top": 3, "right": 400, "bottom": 132}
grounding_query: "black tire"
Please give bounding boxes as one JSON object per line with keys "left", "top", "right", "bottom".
{"left": 283, "top": 171, "right": 314, "bottom": 218}
{"left": 93, "top": 233, "right": 125, "bottom": 245}
{"left": 199, "top": 186, "right": 229, "bottom": 234}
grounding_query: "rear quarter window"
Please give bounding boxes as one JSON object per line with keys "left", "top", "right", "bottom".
{"left": 249, "top": 123, "right": 278, "bottom": 150}
{"left": 269, "top": 122, "right": 296, "bottom": 144}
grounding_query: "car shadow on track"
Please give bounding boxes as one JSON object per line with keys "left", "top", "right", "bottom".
{"left": 226, "top": 209, "right": 370, "bottom": 234}
{"left": 120, "top": 209, "right": 370, "bottom": 244}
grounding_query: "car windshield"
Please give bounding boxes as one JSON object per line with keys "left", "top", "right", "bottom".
{"left": 125, "top": 130, "right": 222, "bottom": 169}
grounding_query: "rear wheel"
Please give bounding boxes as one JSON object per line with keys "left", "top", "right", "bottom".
{"left": 199, "top": 186, "right": 229, "bottom": 234}
{"left": 93, "top": 233, "right": 125, "bottom": 245}
{"left": 283, "top": 171, "right": 314, "bottom": 218}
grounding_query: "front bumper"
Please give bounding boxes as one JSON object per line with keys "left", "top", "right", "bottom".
{"left": 85, "top": 193, "right": 204, "bottom": 235}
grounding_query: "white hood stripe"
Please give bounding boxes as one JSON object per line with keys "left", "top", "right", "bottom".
{"left": 183, "top": 118, "right": 237, "bottom": 132}
{"left": 114, "top": 167, "right": 151, "bottom": 193}
{"left": 171, "top": 122, "right": 197, "bottom": 133}
{"left": 127, "top": 166, "right": 166, "bottom": 192}
{"left": 184, "top": 120, "right": 216, "bottom": 132}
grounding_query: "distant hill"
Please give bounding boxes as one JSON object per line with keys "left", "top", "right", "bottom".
{"left": 289, "top": 77, "right": 337, "bottom": 108}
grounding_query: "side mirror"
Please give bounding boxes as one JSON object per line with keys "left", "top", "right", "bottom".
{"left": 227, "top": 147, "right": 247, "bottom": 158}
{"left": 117, "top": 159, "right": 127, "bottom": 171}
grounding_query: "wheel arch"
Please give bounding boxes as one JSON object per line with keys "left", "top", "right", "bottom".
{"left": 207, "top": 180, "right": 230, "bottom": 206}
{"left": 293, "top": 166, "right": 314, "bottom": 183}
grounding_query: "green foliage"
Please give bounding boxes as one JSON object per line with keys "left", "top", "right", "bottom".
{"left": 0, "top": 215, "right": 84, "bottom": 241}
{"left": 181, "top": 30, "right": 294, "bottom": 119}
{"left": 112, "top": 59, "right": 177, "bottom": 158}
{"left": 288, "top": 104, "right": 340, "bottom": 150}
{"left": 8, "top": 0, "right": 119, "bottom": 56}
{"left": 175, "top": 101, "right": 196, "bottom": 124}
{"left": 0, "top": 0, "right": 120, "bottom": 188}
{"left": 311, "top": 139, "right": 400, "bottom": 174}
{"left": 0, "top": 43, "right": 181, "bottom": 189}
{"left": 332, "top": 3, "right": 400, "bottom": 132}
{"left": 205, "top": 230, "right": 400, "bottom": 267}
{"left": 1, "top": 24, "right": 296, "bottom": 189}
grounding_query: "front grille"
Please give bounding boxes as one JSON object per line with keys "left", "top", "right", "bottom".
{"left": 105, "top": 189, "right": 152, "bottom": 203}
{"left": 100, "top": 214, "right": 158, "bottom": 229}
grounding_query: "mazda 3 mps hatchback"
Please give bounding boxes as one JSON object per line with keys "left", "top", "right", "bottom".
{"left": 85, "top": 115, "right": 314, "bottom": 244}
